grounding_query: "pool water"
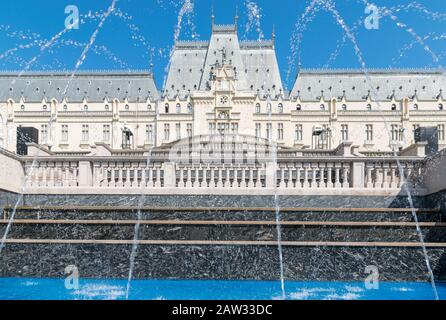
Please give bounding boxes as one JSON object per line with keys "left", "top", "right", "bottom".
{"left": 0, "top": 278, "right": 444, "bottom": 300}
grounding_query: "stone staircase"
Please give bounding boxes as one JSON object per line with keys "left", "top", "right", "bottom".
{"left": 1, "top": 206, "right": 446, "bottom": 281}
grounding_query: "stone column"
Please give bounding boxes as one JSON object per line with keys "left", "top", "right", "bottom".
{"left": 351, "top": 161, "right": 365, "bottom": 189}
{"left": 265, "top": 162, "right": 278, "bottom": 189}
{"left": 78, "top": 161, "right": 93, "bottom": 187}
{"left": 163, "top": 162, "right": 176, "bottom": 188}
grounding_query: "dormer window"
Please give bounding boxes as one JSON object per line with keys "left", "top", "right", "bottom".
{"left": 255, "top": 103, "right": 261, "bottom": 113}
{"left": 296, "top": 104, "right": 302, "bottom": 111}
{"left": 165, "top": 103, "right": 170, "bottom": 113}
{"left": 439, "top": 103, "right": 444, "bottom": 111}
{"left": 176, "top": 103, "right": 181, "bottom": 113}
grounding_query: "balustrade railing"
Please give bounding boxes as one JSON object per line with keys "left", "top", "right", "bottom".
{"left": 21, "top": 157, "right": 423, "bottom": 191}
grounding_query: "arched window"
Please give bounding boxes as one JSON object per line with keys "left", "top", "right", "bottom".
{"left": 413, "top": 104, "right": 418, "bottom": 110}
{"left": 320, "top": 104, "right": 326, "bottom": 111}
{"left": 439, "top": 103, "right": 444, "bottom": 111}
{"left": 255, "top": 103, "right": 261, "bottom": 113}
{"left": 391, "top": 104, "right": 397, "bottom": 111}
{"left": 125, "top": 104, "right": 130, "bottom": 110}
{"left": 267, "top": 103, "right": 272, "bottom": 114}
{"left": 165, "top": 103, "right": 170, "bottom": 113}
{"left": 278, "top": 103, "right": 283, "bottom": 114}
{"left": 187, "top": 103, "right": 193, "bottom": 113}
{"left": 43, "top": 105, "right": 48, "bottom": 110}
{"left": 84, "top": 104, "right": 88, "bottom": 111}
{"left": 342, "top": 104, "right": 347, "bottom": 111}
{"left": 176, "top": 103, "right": 181, "bottom": 113}
{"left": 367, "top": 104, "right": 372, "bottom": 111}
{"left": 147, "top": 104, "right": 152, "bottom": 110}
{"left": 296, "top": 104, "right": 302, "bottom": 111}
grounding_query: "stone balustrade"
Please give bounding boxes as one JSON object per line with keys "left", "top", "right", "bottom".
{"left": 0, "top": 140, "right": 439, "bottom": 196}
{"left": 16, "top": 157, "right": 423, "bottom": 194}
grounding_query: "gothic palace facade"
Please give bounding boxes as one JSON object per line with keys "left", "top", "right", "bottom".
{"left": 0, "top": 23, "right": 445, "bottom": 154}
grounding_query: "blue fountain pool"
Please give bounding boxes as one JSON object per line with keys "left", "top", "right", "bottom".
{"left": 0, "top": 278, "right": 445, "bottom": 300}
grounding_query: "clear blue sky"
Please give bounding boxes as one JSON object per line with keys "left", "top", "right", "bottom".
{"left": 0, "top": 0, "right": 445, "bottom": 90}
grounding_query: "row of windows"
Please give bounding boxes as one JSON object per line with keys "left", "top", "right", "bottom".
{"left": 163, "top": 123, "right": 193, "bottom": 140}
{"left": 22, "top": 104, "right": 154, "bottom": 111}
{"left": 15, "top": 102, "right": 446, "bottom": 113}
{"left": 164, "top": 103, "right": 193, "bottom": 114}
{"left": 38, "top": 123, "right": 446, "bottom": 145}
{"left": 41, "top": 123, "right": 193, "bottom": 145}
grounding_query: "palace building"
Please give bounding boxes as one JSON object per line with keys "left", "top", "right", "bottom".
{"left": 0, "top": 21, "right": 445, "bottom": 154}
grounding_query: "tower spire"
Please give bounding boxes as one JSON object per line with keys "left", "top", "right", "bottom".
{"left": 211, "top": 6, "right": 215, "bottom": 33}
{"left": 272, "top": 24, "right": 275, "bottom": 46}
{"left": 234, "top": 5, "right": 239, "bottom": 31}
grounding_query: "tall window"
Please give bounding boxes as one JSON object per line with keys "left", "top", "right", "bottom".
{"left": 278, "top": 123, "right": 284, "bottom": 140}
{"left": 209, "top": 123, "right": 216, "bottom": 135}
{"left": 341, "top": 124, "right": 349, "bottom": 141}
{"left": 266, "top": 123, "right": 272, "bottom": 140}
{"left": 255, "top": 103, "right": 261, "bottom": 113}
{"left": 81, "top": 125, "right": 89, "bottom": 142}
{"left": 187, "top": 123, "right": 193, "bottom": 137}
{"left": 255, "top": 123, "right": 261, "bottom": 138}
{"left": 295, "top": 124, "right": 303, "bottom": 141}
{"left": 439, "top": 124, "right": 445, "bottom": 141}
{"left": 103, "top": 125, "right": 110, "bottom": 142}
{"left": 412, "top": 124, "right": 420, "bottom": 141}
{"left": 266, "top": 103, "right": 272, "bottom": 114}
{"left": 146, "top": 124, "right": 154, "bottom": 142}
{"left": 61, "top": 125, "right": 68, "bottom": 142}
{"left": 365, "top": 124, "right": 373, "bottom": 142}
{"left": 217, "top": 123, "right": 229, "bottom": 135}
{"left": 41, "top": 124, "right": 48, "bottom": 144}
{"left": 231, "top": 123, "right": 239, "bottom": 134}
{"left": 187, "top": 103, "right": 193, "bottom": 113}
{"left": 176, "top": 103, "right": 181, "bottom": 113}
{"left": 391, "top": 124, "right": 400, "bottom": 141}
{"left": 164, "top": 124, "right": 170, "bottom": 141}
{"left": 278, "top": 103, "right": 283, "bottom": 114}
{"left": 165, "top": 103, "right": 170, "bottom": 113}
{"left": 176, "top": 123, "right": 181, "bottom": 140}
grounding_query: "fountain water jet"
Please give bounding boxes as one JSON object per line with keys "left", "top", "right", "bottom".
{"left": 315, "top": 0, "right": 440, "bottom": 300}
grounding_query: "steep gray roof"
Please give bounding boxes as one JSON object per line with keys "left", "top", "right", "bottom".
{"left": 164, "top": 24, "right": 284, "bottom": 98}
{"left": 0, "top": 70, "right": 159, "bottom": 103}
{"left": 290, "top": 69, "right": 446, "bottom": 101}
